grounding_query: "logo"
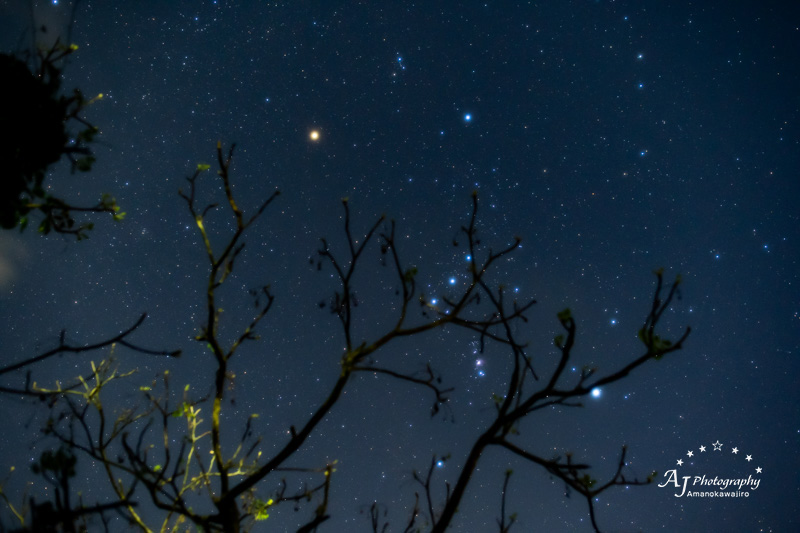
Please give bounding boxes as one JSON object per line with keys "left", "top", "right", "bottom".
{"left": 658, "top": 440, "right": 762, "bottom": 498}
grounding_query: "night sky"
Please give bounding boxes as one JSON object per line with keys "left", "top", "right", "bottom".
{"left": 1, "top": 1, "right": 799, "bottom": 531}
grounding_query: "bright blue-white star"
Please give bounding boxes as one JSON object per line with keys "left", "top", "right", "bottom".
{"left": 475, "top": 359, "right": 485, "bottom": 378}
{"left": 591, "top": 387, "right": 602, "bottom": 399}
{"left": 463, "top": 113, "right": 472, "bottom": 123}
{"left": 449, "top": 277, "right": 457, "bottom": 285}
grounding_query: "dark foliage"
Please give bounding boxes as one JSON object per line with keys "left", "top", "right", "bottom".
{"left": 0, "top": 40, "right": 121, "bottom": 239}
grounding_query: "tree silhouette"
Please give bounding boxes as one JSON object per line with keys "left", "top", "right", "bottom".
{"left": 0, "top": 141, "right": 690, "bottom": 532}
{"left": 0, "top": 39, "right": 123, "bottom": 239}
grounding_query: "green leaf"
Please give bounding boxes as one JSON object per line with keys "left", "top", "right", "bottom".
{"left": 197, "top": 163, "right": 211, "bottom": 171}
{"left": 75, "top": 156, "right": 96, "bottom": 172}
{"left": 172, "top": 402, "right": 188, "bottom": 418}
{"left": 77, "top": 126, "right": 99, "bottom": 143}
{"left": 638, "top": 328, "right": 674, "bottom": 359}
{"left": 557, "top": 308, "right": 572, "bottom": 322}
{"left": 253, "top": 498, "right": 274, "bottom": 521}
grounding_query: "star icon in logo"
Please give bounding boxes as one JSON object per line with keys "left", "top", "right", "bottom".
{"left": 732, "top": 447, "right": 739, "bottom": 454}
{"left": 677, "top": 459, "right": 684, "bottom": 466}
{"left": 699, "top": 445, "right": 706, "bottom": 452}
{"left": 746, "top": 455, "right": 753, "bottom": 462}
{"left": 687, "top": 450, "right": 694, "bottom": 457}
{"left": 712, "top": 440, "right": 723, "bottom": 451}
{"left": 756, "top": 467, "right": 762, "bottom": 473}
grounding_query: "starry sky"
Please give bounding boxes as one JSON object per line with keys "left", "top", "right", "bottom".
{"left": 1, "top": 1, "right": 799, "bottom": 531}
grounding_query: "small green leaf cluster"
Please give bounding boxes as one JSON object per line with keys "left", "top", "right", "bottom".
{"left": 554, "top": 334, "right": 564, "bottom": 348}
{"left": 252, "top": 498, "right": 274, "bottom": 521}
{"left": 638, "top": 328, "right": 673, "bottom": 358}
{"left": 403, "top": 267, "right": 418, "bottom": 282}
{"left": 171, "top": 401, "right": 196, "bottom": 419}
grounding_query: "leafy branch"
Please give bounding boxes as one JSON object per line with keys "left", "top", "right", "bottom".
{"left": 1, "top": 40, "right": 123, "bottom": 239}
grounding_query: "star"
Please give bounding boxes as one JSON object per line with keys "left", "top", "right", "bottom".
{"left": 686, "top": 450, "right": 694, "bottom": 457}
{"left": 755, "top": 467, "right": 762, "bottom": 473}
{"left": 745, "top": 455, "right": 753, "bottom": 462}
{"left": 712, "top": 440, "right": 723, "bottom": 451}
{"left": 731, "top": 447, "right": 739, "bottom": 454}
{"left": 699, "top": 445, "right": 706, "bottom": 452}
{"left": 676, "top": 459, "right": 683, "bottom": 466}
{"left": 309, "top": 130, "right": 321, "bottom": 141}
